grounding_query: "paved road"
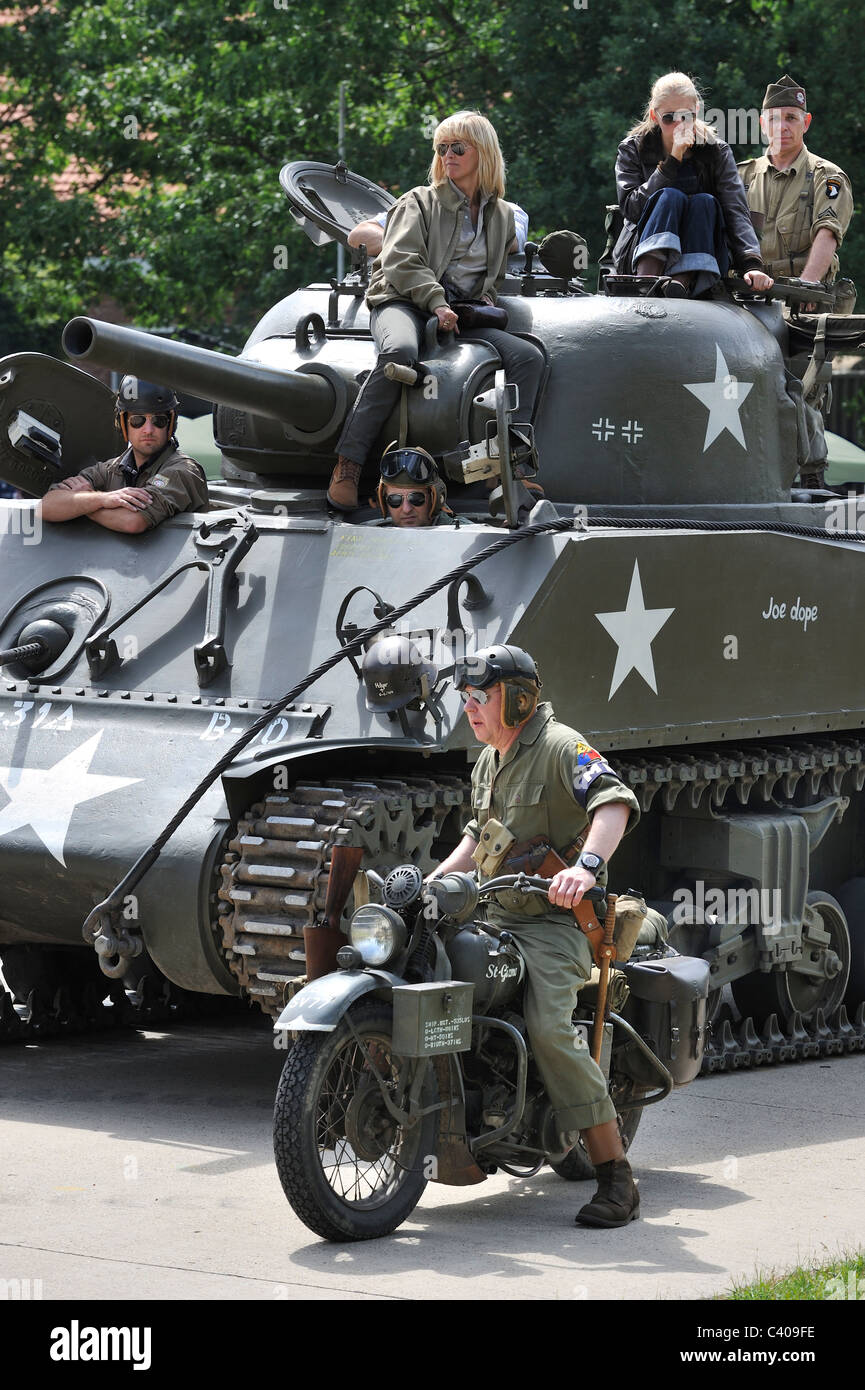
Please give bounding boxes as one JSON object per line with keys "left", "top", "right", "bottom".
{"left": 1, "top": 1019, "right": 862, "bottom": 1302}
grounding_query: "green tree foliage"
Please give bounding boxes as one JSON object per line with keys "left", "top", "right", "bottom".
{"left": 0, "top": 0, "right": 860, "bottom": 353}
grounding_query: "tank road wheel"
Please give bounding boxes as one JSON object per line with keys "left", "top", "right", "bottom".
{"left": 273, "top": 1000, "right": 438, "bottom": 1241}
{"left": 731, "top": 891, "right": 852, "bottom": 1029}
{"left": 833, "top": 879, "right": 865, "bottom": 1004}
{"left": 549, "top": 1078, "right": 644, "bottom": 1182}
{"left": 217, "top": 776, "right": 468, "bottom": 1016}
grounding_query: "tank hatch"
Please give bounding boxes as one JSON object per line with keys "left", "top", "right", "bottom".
{"left": 279, "top": 160, "right": 395, "bottom": 247}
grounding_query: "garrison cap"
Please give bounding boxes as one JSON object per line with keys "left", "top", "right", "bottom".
{"left": 762, "top": 74, "right": 807, "bottom": 111}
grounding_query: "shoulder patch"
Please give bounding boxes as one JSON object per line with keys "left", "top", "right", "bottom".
{"left": 576, "top": 741, "right": 602, "bottom": 766}
{"left": 826, "top": 177, "right": 842, "bottom": 200}
{"left": 150, "top": 476, "right": 170, "bottom": 488}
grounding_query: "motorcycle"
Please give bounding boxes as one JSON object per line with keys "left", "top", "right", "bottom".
{"left": 272, "top": 852, "right": 711, "bottom": 1241}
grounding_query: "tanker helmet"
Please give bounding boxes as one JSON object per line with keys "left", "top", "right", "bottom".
{"left": 377, "top": 443, "right": 447, "bottom": 519}
{"left": 453, "top": 644, "right": 542, "bottom": 727}
{"left": 114, "top": 376, "right": 179, "bottom": 441}
{"left": 361, "top": 633, "right": 437, "bottom": 711}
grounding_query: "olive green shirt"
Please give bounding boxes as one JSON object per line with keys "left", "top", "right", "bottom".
{"left": 463, "top": 701, "right": 640, "bottom": 925}
{"left": 737, "top": 145, "right": 853, "bottom": 282}
{"left": 51, "top": 444, "right": 209, "bottom": 530}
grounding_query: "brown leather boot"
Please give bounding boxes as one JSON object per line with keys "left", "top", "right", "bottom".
{"left": 575, "top": 1157, "right": 640, "bottom": 1228}
{"left": 327, "top": 457, "right": 362, "bottom": 511}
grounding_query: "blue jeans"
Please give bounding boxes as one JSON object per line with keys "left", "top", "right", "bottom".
{"left": 634, "top": 188, "right": 728, "bottom": 293}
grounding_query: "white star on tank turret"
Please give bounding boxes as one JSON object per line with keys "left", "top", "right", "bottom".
{"left": 595, "top": 560, "right": 675, "bottom": 700}
{"left": 0, "top": 731, "right": 141, "bottom": 867}
{"left": 684, "top": 344, "right": 753, "bottom": 451}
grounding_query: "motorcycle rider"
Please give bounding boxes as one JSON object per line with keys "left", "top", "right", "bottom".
{"left": 431, "top": 644, "right": 642, "bottom": 1227}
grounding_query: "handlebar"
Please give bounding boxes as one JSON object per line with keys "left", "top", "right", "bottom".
{"left": 478, "top": 872, "right": 606, "bottom": 903}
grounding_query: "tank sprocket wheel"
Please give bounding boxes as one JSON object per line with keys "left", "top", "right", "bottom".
{"left": 217, "top": 774, "right": 468, "bottom": 1016}
{"left": 731, "top": 891, "right": 851, "bottom": 1030}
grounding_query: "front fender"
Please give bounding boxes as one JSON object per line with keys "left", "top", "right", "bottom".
{"left": 273, "top": 968, "right": 404, "bottom": 1032}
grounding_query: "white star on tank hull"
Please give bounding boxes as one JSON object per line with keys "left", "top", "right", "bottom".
{"left": 0, "top": 731, "right": 141, "bottom": 866}
{"left": 595, "top": 560, "right": 675, "bottom": 700}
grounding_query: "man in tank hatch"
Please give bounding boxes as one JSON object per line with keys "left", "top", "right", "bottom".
{"left": 41, "top": 376, "right": 209, "bottom": 533}
{"left": 430, "top": 645, "right": 643, "bottom": 1228}
{"left": 373, "top": 445, "right": 457, "bottom": 528}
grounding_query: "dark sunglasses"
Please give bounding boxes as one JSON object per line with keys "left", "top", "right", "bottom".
{"left": 660, "top": 111, "right": 695, "bottom": 125}
{"left": 458, "top": 687, "right": 490, "bottom": 705}
{"left": 127, "top": 413, "right": 171, "bottom": 429}
{"left": 386, "top": 491, "right": 428, "bottom": 508}
{"left": 436, "top": 141, "right": 469, "bottom": 156}
{"left": 381, "top": 449, "right": 436, "bottom": 483}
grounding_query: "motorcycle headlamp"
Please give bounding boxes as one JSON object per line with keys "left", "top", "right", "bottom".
{"left": 349, "top": 904, "right": 407, "bottom": 966}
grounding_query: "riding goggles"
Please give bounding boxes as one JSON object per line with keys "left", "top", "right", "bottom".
{"left": 380, "top": 448, "right": 437, "bottom": 483}
{"left": 453, "top": 656, "right": 501, "bottom": 692}
{"left": 126, "top": 413, "right": 171, "bottom": 429}
{"left": 436, "top": 141, "right": 469, "bottom": 156}
{"left": 385, "top": 491, "right": 428, "bottom": 508}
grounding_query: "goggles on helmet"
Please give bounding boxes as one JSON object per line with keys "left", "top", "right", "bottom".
{"left": 453, "top": 656, "right": 502, "bottom": 692}
{"left": 453, "top": 644, "right": 541, "bottom": 695}
{"left": 380, "top": 448, "right": 437, "bottom": 484}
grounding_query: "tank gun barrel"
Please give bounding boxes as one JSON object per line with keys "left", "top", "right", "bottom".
{"left": 62, "top": 317, "right": 335, "bottom": 430}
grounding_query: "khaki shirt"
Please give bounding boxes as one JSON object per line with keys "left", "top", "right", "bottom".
{"left": 463, "top": 701, "right": 640, "bottom": 926}
{"left": 51, "top": 444, "right": 209, "bottom": 529}
{"left": 737, "top": 145, "right": 853, "bottom": 281}
{"left": 366, "top": 181, "right": 515, "bottom": 312}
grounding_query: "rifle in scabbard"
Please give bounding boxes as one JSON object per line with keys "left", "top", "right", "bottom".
{"left": 303, "top": 844, "right": 365, "bottom": 981}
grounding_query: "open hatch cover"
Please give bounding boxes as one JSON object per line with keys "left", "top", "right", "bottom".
{"left": 279, "top": 160, "right": 396, "bottom": 247}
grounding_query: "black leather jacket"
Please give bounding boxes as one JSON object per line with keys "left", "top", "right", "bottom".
{"left": 613, "top": 126, "right": 763, "bottom": 275}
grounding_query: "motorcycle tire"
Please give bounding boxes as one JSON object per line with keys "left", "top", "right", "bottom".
{"left": 273, "top": 999, "right": 439, "bottom": 1242}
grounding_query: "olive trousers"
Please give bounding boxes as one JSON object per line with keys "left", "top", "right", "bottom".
{"left": 501, "top": 915, "right": 617, "bottom": 1138}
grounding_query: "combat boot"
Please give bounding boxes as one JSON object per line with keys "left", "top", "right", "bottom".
{"left": 575, "top": 1157, "right": 640, "bottom": 1228}
{"left": 327, "top": 457, "right": 362, "bottom": 511}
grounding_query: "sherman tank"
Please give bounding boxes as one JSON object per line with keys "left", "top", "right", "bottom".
{"left": 1, "top": 158, "right": 865, "bottom": 1069}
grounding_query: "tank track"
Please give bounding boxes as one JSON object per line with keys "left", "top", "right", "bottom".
{"left": 219, "top": 736, "right": 865, "bottom": 1065}
{"left": 612, "top": 733, "right": 865, "bottom": 1073}
{"left": 0, "top": 961, "right": 247, "bottom": 1045}
{"left": 217, "top": 776, "right": 469, "bottom": 1016}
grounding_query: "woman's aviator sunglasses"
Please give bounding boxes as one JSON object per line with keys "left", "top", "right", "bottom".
{"left": 436, "top": 141, "right": 470, "bottom": 156}
{"left": 127, "top": 413, "right": 171, "bottom": 429}
{"left": 385, "top": 491, "right": 428, "bottom": 508}
{"left": 659, "top": 110, "right": 695, "bottom": 125}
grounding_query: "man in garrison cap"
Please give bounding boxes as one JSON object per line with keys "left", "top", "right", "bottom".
{"left": 738, "top": 75, "right": 854, "bottom": 310}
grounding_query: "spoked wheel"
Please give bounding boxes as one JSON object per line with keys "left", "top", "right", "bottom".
{"left": 731, "top": 890, "right": 852, "bottom": 1029}
{"left": 273, "top": 1000, "right": 438, "bottom": 1241}
{"left": 549, "top": 1077, "right": 644, "bottom": 1182}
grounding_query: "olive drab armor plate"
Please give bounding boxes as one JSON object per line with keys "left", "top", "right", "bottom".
{"left": 0, "top": 355, "right": 118, "bottom": 496}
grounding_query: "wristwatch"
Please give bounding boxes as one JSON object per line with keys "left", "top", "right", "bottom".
{"left": 576, "top": 851, "right": 605, "bottom": 879}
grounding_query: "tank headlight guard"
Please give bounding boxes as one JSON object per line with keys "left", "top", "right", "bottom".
{"left": 349, "top": 904, "right": 407, "bottom": 967}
